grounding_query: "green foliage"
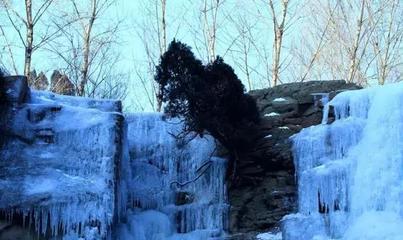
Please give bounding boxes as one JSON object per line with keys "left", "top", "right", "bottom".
{"left": 155, "top": 40, "right": 259, "bottom": 176}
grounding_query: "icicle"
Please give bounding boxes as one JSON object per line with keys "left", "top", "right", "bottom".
{"left": 120, "top": 113, "right": 228, "bottom": 239}
{"left": 283, "top": 82, "right": 403, "bottom": 239}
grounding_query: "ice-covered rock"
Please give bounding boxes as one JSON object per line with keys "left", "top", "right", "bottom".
{"left": 1, "top": 76, "right": 228, "bottom": 239}
{"left": 118, "top": 113, "right": 228, "bottom": 240}
{"left": 0, "top": 78, "right": 124, "bottom": 239}
{"left": 282, "top": 82, "right": 403, "bottom": 239}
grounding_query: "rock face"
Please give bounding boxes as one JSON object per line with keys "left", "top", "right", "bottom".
{"left": 0, "top": 76, "right": 124, "bottom": 239}
{"left": 229, "top": 80, "right": 360, "bottom": 235}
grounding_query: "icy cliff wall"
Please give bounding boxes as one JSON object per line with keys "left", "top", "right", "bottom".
{"left": 282, "top": 82, "right": 403, "bottom": 240}
{"left": 0, "top": 76, "right": 227, "bottom": 240}
{"left": 117, "top": 113, "right": 228, "bottom": 240}
{"left": 0, "top": 76, "right": 124, "bottom": 239}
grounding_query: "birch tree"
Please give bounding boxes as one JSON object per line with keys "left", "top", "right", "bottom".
{"left": 133, "top": 0, "right": 172, "bottom": 111}
{"left": 1, "top": 0, "right": 55, "bottom": 79}
{"left": 294, "top": 0, "right": 402, "bottom": 85}
{"left": 47, "top": 0, "right": 126, "bottom": 99}
{"left": 201, "top": 0, "right": 223, "bottom": 63}
{"left": 368, "top": 0, "right": 402, "bottom": 85}
{"left": 268, "top": 0, "right": 290, "bottom": 86}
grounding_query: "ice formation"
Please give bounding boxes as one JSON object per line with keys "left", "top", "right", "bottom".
{"left": 0, "top": 90, "right": 123, "bottom": 239}
{"left": 117, "top": 113, "right": 228, "bottom": 240}
{"left": 282, "top": 82, "right": 403, "bottom": 239}
{"left": 257, "top": 232, "right": 282, "bottom": 240}
{"left": 1, "top": 85, "right": 228, "bottom": 239}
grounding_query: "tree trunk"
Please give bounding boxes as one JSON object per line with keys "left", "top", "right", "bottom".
{"left": 24, "top": 0, "right": 33, "bottom": 78}
{"left": 268, "top": 0, "right": 288, "bottom": 87}
{"left": 78, "top": 0, "right": 97, "bottom": 96}
{"left": 272, "top": 29, "right": 282, "bottom": 86}
{"left": 347, "top": 0, "right": 365, "bottom": 83}
{"left": 156, "top": 0, "right": 167, "bottom": 112}
{"left": 161, "top": 0, "right": 167, "bottom": 54}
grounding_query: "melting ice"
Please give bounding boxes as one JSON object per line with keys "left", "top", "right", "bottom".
{"left": 282, "top": 82, "right": 403, "bottom": 239}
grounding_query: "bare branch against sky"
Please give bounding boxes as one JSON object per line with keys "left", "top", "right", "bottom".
{"left": 0, "top": 0, "right": 401, "bottom": 111}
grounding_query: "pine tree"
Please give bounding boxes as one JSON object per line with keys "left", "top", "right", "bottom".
{"left": 155, "top": 40, "right": 259, "bottom": 178}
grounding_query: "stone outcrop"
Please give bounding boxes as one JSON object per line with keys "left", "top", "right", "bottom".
{"left": 229, "top": 80, "right": 360, "bottom": 236}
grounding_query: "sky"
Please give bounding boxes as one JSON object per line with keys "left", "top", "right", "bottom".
{"left": 1, "top": 0, "right": 278, "bottom": 111}
{"left": 1, "top": 0, "right": 402, "bottom": 112}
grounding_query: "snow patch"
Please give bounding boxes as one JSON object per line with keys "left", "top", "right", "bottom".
{"left": 265, "top": 112, "right": 280, "bottom": 117}
{"left": 273, "top": 97, "right": 287, "bottom": 102}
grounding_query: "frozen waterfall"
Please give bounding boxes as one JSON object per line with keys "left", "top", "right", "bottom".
{"left": 282, "top": 82, "right": 403, "bottom": 239}
{"left": 0, "top": 85, "right": 227, "bottom": 239}
{"left": 117, "top": 113, "right": 228, "bottom": 240}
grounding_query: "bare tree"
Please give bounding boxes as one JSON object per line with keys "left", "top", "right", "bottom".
{"left": 132, "top": 0, "right": 188, "bottom": 111}
{"left": 368, "top": 0, "right": 402, "bottom": 85}
{"left": 1, "top": 0, "right": 55, "bottom": 79}
{"left": 293, "top": 0, "right": 339, "bottom": 82}
{"left": 228, "top": 14, "right": 257, "bottom": 90}
{"left": 346, "top": 0, "right": 366, "bottom": 83}
{"left": 46, "top": 0, "right": 126, "bottom": 99}
{"left": 268, "top": 0, "right": 290, "bottom": 86}
{"left": 132, "top": 0, "right": 166, "bottom": 111}
{"left": 294, "top": 0, "right": 402, "bottom": 85}
{"left": 201, "top": 0, "right": 224, "bottom": 63}
{"left": 0, "top": 23, "right": 19, "bottom": 74}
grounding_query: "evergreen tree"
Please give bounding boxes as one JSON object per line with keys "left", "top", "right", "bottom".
{"left": 155, "top": 40, "right": 259, "bottom": 178}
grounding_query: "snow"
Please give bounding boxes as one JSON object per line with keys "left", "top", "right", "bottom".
{"left": 278, "top": 126, "right": 289, "bottom": 129}
{"left": 265, "top": 112, "right": 280, "bottom": 117}
{"left": 264, "top": 134, "right": 273, "bottom": 138}
{"left": 273, "top": 97, "right": 287, "bottom": 102}
{"left": 283, "top": 82, "right": 403, "bottom": 239}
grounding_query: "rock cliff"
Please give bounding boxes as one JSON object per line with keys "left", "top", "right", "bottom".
{"left": 229, "top": 80, "right": 360, "bottom": 237}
